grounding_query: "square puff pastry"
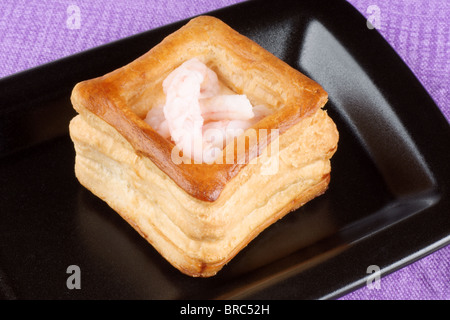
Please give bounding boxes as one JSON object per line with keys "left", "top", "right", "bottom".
{"left": 69, "top": 16, "right": 339, "bottom": 277}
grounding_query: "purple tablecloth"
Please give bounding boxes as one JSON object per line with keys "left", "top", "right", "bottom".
{"left": 0, "top": 0, "right": 448, "bottom": 300}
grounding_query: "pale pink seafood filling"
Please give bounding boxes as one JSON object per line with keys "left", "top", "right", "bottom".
{"left": 145, "top": 58, "right": 271, "bottom": 163}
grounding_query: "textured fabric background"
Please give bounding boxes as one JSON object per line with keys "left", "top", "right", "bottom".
{"left": 0, "top": 0, "right": 448, "bottom": 300}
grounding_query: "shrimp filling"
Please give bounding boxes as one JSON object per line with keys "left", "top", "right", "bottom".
{"left": 145, "top": 58, "right": 271, "bottom": 163}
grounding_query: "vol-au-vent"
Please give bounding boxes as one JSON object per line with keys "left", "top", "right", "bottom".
{"left": 69, "top": 15, "right": 339, "bottom": 277}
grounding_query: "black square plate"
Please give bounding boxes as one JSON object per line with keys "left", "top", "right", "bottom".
{"left": 0, "top": 0, "right": 449, "bottom": 300}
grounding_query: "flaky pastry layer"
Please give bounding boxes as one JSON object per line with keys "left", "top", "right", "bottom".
{"left": 69, "top": 16, "right": 339, "bottom": 277}
{"left": 70, "top": 107, "right": 337, "bottom": 276}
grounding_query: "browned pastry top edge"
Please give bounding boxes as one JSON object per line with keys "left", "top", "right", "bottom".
{"left": 71, "top": 16, "right": 328, "bottom": 202}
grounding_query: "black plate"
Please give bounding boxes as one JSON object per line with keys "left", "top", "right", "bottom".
{"left": 0, "top": 0, "right": 449, "bottom": 300}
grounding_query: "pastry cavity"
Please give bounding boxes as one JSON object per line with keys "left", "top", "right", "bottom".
{"left": 144, "top": 58, "right": 272, "bottom": 163}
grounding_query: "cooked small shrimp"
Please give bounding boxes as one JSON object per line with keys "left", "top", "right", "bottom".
{"left": 144, "top": 105, "right": 171, "bottom": 139}
{"left": 200, "top": 95, "right": 254, "bottom": 121}
{"left": 162, "top": 60, "right": 205, "bottom": 162}
{"left": 146, "top": 58, "right": 273, "bottom": 163}
{"left": 202, "top": 121, "right": 228, "bottom": 149}
{"left": 163, "top": 58, "right": 220, "bottom": 99}
{"left": 200, "top": 67, "right": 220, "bottom": 99}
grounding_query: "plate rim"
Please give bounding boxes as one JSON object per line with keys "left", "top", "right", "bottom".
{"left": 0, "top": 0, "right": 449, "bottom": 300}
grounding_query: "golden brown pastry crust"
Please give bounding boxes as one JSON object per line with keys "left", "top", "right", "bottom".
{"left": 69, "top": 15, "right": 339, "bottom": 277}
{"left": 70, "top": 108, "right": 337, "bottom": 277}
{"left": 70, "top": 15, "right": 329, "bottom": 202}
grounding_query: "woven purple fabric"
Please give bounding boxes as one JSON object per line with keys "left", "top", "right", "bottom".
{"left": 0, "top": 0, "right": 448, "bottom": 300}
